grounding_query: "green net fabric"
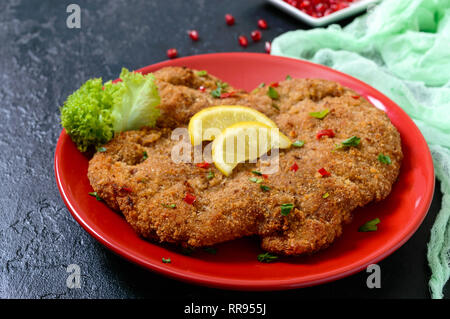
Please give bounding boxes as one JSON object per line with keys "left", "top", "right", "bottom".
{"left": 272, "top": 0, "right": 450, "bottom": 298}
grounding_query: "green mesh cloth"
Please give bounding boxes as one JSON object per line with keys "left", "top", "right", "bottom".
{"left": 271, "top": 0, "right": 450, "bottom": 299}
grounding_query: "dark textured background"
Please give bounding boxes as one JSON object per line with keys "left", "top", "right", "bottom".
{"left": 0, "top": 0, "right": 447, "bottom": 299}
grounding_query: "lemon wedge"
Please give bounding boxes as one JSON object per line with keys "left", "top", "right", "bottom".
{"left": 211, "top": 121, "right": 291, "bottom": 176}
{"left": 188, "top": 105, "right": 277, "bottom": 146}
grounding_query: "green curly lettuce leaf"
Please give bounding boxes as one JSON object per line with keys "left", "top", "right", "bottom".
{"left": 60, "top": 78, "right": 115, "bottom": 152}
{"left": 110, "top": 68, "right": 160, "bottom": 132}
{"left": 60, "top": 68, "right": 160, "bottom": 152}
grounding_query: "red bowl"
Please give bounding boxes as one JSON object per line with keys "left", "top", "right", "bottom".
{"left": 54, "top": 53, "right": 434, "bottom": 291}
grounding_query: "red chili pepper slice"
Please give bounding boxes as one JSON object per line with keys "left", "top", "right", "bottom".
{"left": 262, "top": 174, "right": 269, "bottom": 179}
{"left": 318, "top": 168, "right": 331, "bottom": 177}
{"left": 184, "top": 192, "right": 196, "bottom": 205}
{"left": 316, "top": 129, "right": 335, "bottom": 139}
{"left": 290, "top": 162, "right": 299, "bottom": 172}
{"left": 351, "top": 95, "right": 360, "bottom": 99}
{"left": 270, "top": 82, "right": 279, "bottom": 88}
{"left": 198, "top": 86, "right": 206, "bottom": 92}
{"left": 196, "top": 162, "right": 210, "bottom": 169}
{"left": 121, "top": 187, "right": 133, "bottom": 193}
{"left": 220, "top": 91, "right": 236, "bottom": 99}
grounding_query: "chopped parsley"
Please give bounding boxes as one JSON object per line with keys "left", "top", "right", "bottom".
{"left": 260, "top": 185, "right": 271, "bottom": 192}
{"left": 142, "top": 151, "right": 148, "bottom": 160}
{"left": 322, "top": 192, "right": 330, "bottom": 199}
{"left": 219, "top": 81, "right": 229, "bottom": 89}
{"left": 211, "top": 87, "right": 222, "bottom": 98}
{"left": 88, "top": 192, "right": 103, "bottom": 201}
{"left": 267, "top": 86, "right": 279, "bottom": 100}
{"left": 206, "top": 169, "right": 215, "bottom": 180}
{"left": 258, "top": 82, "right": 266, "bottom": 88}
{"left": 280, "top": 203, "right": 294, "bottom": 216}
{"left": 211, "top": 81, "right": 229, "bottom": 98}
{"left": 257, "top": 252, "right": 278, "bottom": 263}
{"left": 162, "top": 258, "right": 171, "bottom": 264}
{"left": 335, "top": 136, "right": 361, "bottom": 150}
{"left": 271, "top": 103, "right": 280, "bottom": 110}
{"left": 378, "top": 153, "right": 392, "bottom": 165}
{"left": 309, "top": 109, "right": 330, "bottom": 119}
{"left": 249, "top": 177, "right": 263, "bottom": 184}
{"left": 342, "top": 136, "right": 361, "bottom": 147}
{"left": 358, "top": 218, "right": 380, "bottom": 232}
{"left": 292, "top": 140, "right": 305, "bottom": 148}
{"left": 162, "top": 203, "right": 176, "bottom": 209}
{"left": 252, "top": 170, "right": 263, "bottom": 176}
{"left": 196, "top": 70, "right": 208, "bottom": 76}
{"left": 97, "top": 147, "right": 107, "bottom": 152}
{"left": 286, "top": 75, "right": 292, "bottom": 80}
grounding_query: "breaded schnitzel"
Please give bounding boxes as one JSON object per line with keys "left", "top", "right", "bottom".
{"left": 87, "top": 67, "right": 402, "bottom": 255}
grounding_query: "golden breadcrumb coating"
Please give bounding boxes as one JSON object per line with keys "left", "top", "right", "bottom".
{"left": 87, "top": 66, "right": 402, "bottom": 255}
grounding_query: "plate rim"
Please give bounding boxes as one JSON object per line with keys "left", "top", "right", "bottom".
{"left": 54, "top": 52, "right": 435, "bottom": 291}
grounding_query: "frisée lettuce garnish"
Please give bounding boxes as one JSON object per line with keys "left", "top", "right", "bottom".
{"left": 60, "top": 68, "right": 160, "bottom": 152}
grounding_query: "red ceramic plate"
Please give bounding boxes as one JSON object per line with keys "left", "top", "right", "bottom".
{"left": 54, "top": 53, "right": 434, "bottom": 291}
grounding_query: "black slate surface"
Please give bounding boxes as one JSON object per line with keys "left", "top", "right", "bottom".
{"left": 0, "top": 0, "right": 447, "bottom": 299}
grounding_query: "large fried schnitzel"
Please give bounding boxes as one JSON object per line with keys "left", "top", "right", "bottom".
{"left": 87, "top": 67, "right": 402, "bottom": 255}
